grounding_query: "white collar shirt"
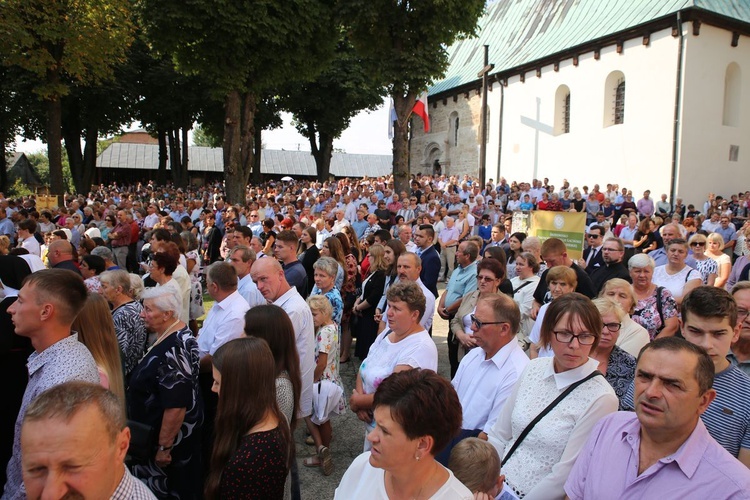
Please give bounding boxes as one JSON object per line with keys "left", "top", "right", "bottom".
{"left": 197, "top": 291, "right": 250, "bottom": 356}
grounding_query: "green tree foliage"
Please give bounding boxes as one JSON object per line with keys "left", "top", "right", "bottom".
{"left": 193, "top": 126, "right": 222, "bottom": 148}
{"left": 0, "top": 0, "right": 135, "bottom": 195}
{"left": 139, "top": 0, "right": 337, "bottom": 203}
{"left": 341, "top": 0, "right": 485, "bottom": 193}
{"left": 282, "top": 37, "right": 386, "bottom": 182}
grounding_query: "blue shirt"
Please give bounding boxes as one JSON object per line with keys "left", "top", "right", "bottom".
{"left": 351, "top": 219, "right": 368, "bottom": 239}
{"left": 444, "top": 261, "right": 478, "bottom": 307}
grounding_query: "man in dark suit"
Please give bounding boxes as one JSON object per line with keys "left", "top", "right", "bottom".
{"left": 415, "top": 224, "right": 440, "bottom": 298}
{"left": 486, "top": 223, "right": 511, "bottom": 254}
{"left": 580, "top": 225, "right": 606, "bottom": 274}
{"left": 589, "top": 237, "right": 632, "bottom": 293}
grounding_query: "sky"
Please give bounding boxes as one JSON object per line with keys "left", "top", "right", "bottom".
{"left": 14, "top": 100, "right": 394, "bottom": 156}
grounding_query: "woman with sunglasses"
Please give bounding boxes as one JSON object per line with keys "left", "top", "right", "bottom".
{"left": 590, "top": 298, "right": 636, "bottom": 409}
{"left": 488, "top": 293, "right": 617, "bottom": 500}
{"left": 688, "top": 234, "right": 718, "bottom": 286}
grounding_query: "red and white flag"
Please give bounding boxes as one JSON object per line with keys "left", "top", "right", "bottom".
{"left": 412, "top": 92, "right": 430, "bottom": 133}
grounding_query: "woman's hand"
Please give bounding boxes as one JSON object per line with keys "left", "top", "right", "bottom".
{"left": 455, "top": 330, "right": 477, "bottom": 348}
{"left": 356, "top": 410, "right": 372, "bottom": 424}
{"left": 155, "top": 449, "right": 172, "bottom": 468}
{"left": 350, "top": 389, "right": 362, "bottom": 412}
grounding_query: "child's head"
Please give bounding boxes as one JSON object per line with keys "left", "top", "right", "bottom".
{"left": 306, "top": 294, "right": 333, "bottom": 329}
{"left": 448, "top": 438, "right": 504, "bottom": 496}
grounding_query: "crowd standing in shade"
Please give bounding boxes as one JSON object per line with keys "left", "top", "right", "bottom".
{"left": 1, "top": 176, "right": 750, "bottom": 499}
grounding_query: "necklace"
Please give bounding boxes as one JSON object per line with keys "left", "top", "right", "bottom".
{"left": 142, "top": 319, "right": 181, "bottom": 359}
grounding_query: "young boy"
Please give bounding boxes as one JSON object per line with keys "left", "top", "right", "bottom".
{"left": 449, "top": 438, "right": 511, "bottom": 499}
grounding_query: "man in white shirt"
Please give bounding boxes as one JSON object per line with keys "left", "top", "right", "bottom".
{"left": 251, "top": 257, "right": 315, "bottom": 419}
{"left": 398, "top": 224, "right": 418, "bottom": 253}
{"left": 228, "top": 245, "right": 266, "bottom": 308}
{"left": 376, "top": 252, "right": 435, "bottom": 333}
{"left": 197, "top": 262, "right": 250, "bottom": 366}
{"left": 16, "top": 219, "right": 40, "bottom": 256}
{"left": 142, "top": 204, "right": 160, "bottom": 230}
{"left": 331, "top": 208, "right": 350, "bottom": 234}
{"left": 450, "top": 294, "right": 529, "bottom": 444}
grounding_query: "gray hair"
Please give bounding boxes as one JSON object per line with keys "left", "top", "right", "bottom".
{"left": 521, "top": 236, "right": 541, "bottom": 253}
{"left": 627, "top": 253, "right": 655, "bottom": 271}
{"left": 231, "top": 245, "right": 256, "bottom": 263}
{"left": 128, "top": 274, "right": 145, "bottom": 300}
{"left": 141, "top": 286, "right": 181, "bottom": 317}
{"left": 24, "top": 381, "right": 125, "bottom": 443}
{"left": 90, "top": 246, "right": 114, "bottom": 261}
{"left": 313, "top": 256, "right": 339, "bottom": 278}
{"left": 180, "top": 231, "right": 198, "bottom": 252}
{"left": 99, "top": 269, "right": 131, "bottom": 294}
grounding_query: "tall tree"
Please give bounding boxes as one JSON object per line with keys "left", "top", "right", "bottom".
{"left": 0, "top": 0, "right": 134, "bottom": 194}
{"left": 140, "top": 0, "right": 336, "bottom": 203}
{"left": 282, "top": 37, "right": 385, "bottom": 182}
{"left": 341, "top": 0, "right": 484, "bottom": 194}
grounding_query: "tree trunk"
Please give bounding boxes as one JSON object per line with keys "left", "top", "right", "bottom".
{"left": 157, "top": 129, "right": 167, "bottom": 185}
{"left": 391, "top": 91, "right": 417, "bottom": 196}
{"left": 223, "top": 90, "right": 255, "bottom": 205}
{"left": 46, "top": 95, "right": 64, "bottom": 195}
{"left": 313, "top": 131, "right": 334, "bottom": 183}
{"left": 168, "top": 129, "right": 184, "bottom": 187}
{"left": 0, "top": 138, "right": 7, "bottom": 193}
{"left": 81, "top": 126, "right": 98, "bottom": 193}
{"left": 181, "top": 126, "right": 189, "bottom": 187}
{"left": 252, "top": 126, "right": 261, "bottom": 185}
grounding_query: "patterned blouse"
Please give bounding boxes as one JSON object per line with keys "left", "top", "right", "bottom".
{"left": 315, "top": 324, "right": 345, "bottom": 414}
{"left": 112, "top": 300, "right": 146, "bottom": 376}
{"left": 632, "top": 287, "right": 678, "bottom": 340}
{"left": 604, "top": 346, "right": 637, "bottom": 410}
{"left": 695, "top": 257, "right": 719, "bottom": 284}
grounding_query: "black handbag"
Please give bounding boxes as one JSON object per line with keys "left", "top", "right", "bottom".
{"left": 127, "top": 419, "right": 157, "bottom": 461}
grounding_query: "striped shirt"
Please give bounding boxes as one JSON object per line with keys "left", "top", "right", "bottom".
{"left": 701, "top": 365, "right": 750, "bottom": 458}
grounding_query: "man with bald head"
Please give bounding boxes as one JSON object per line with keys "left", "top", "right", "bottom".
{"left": 650, "top": 223, "right": 681, "bottom": 266}
{"left": 250, "top": 257, "right": 314, "bottom": 420}
{"left": 47, "top": 240, "right": 81, "bottom": 275}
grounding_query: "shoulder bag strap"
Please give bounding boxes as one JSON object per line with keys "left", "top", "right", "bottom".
{"left": 501, "top": 370, "right": 603, "bottom": 466}
{"left": 655, "top": 286, "right": 664, "bottom": 327}
{"left": 512, "top": 280, "right": 533, "bottom": 294}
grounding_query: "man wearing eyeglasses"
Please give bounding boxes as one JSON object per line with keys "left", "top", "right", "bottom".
{"left": 579, "top": 225, "right": 606, "bottom": 273}
{"left": 729, "top": 282, "right": 750, "bottom": 378}
{"left": 435, "top": 294, "right": 529, "bottom": 466}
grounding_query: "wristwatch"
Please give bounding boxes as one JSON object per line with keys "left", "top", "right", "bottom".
{"left": 158, "top": 444, "right": 173, "bottom": 452}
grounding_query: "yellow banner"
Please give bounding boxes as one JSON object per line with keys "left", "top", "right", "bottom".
{"left": 529, "top": 211, "right": 587, "bottom": 260}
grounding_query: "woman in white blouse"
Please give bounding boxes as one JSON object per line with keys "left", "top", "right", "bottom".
{"left": 510, "top": 252, "right": 540, "bottom": 349}
{"left": 488, "top": 293, "right": 618, "bottom": 500}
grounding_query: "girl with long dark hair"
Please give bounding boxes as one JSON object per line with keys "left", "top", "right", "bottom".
{"left": 206, "top": 337, "right": 291, "bottom": 499}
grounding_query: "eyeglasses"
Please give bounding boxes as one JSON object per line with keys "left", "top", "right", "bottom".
{"left": 602, "top": 322, "right": 622, "bottom": 333}
{"left": 690, "top": 242, "right": 706, "bottom": 247}
{"left": 250, "top": 214, "right": 258, "bottom": 218}
{"left": 476, "top": 275, "right": 496, "bottom": 282}
{"left": 553, "top": 331, "right": 597, "bottom": 345}
{"left": 602, "top": 247, "right": 621, "bottom": 252}
{"left": 470, "top": 314, "right": 506, "bottom": 330}
{"left": 587, "top": 234, "right": 601, "bottom": 239}
{"left": 738, "top": 309, "right": 750, "bottom": 322}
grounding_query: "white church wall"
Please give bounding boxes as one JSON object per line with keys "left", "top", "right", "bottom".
{"left": 678, "top": 24, "right": 750, "bottom": 205}
{"left": 496, "top": 27, "right": 679, "bottom": 198}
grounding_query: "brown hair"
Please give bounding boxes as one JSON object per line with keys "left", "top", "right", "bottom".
{"left": 373, "top": 369, "right": 461, "bottom": 455}
{"left": 448, "top": 437, "right": 500, "bottom": 493}
{"left": 638, "top": 337, "right": 714, "bottom": 395}
{"left": 243, "top": 305, "right": 301, "bottom": 428}
{"left": 206, "top": 337, "right": 291, "bottom": 499}
{"left": 539, "top": 293, "right": 602, "bottom": 350}
{"left": 546, "top": 265, "right": 577, "bottom": 287}
{"left": 478, "top": 293, "right": 521, "bottom": 333}
{"left": 23, "top": 269, "right": 87, "bottom": 325}
{"left": 540, "top": 237, "right": 566, "bottom": 256}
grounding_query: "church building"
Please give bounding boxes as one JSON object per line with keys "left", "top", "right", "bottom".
{"left": 410, "top": 0, "right": 750, "bottom": 205}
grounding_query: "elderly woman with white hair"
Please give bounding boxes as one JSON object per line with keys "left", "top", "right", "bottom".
{"left": 127, "top": 286, "right": 203, "bottom": 498}
{"left": 628, "top": 253, "right": 679, "bottom": 340}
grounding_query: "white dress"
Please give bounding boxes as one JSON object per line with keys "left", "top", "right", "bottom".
{"left": 488, "top": 358, "right": 618, "bottom": 500}
{"left": 652, "top": 265, "right": 701, "bottom": 302}
{"left": 335, "top": 452, "right": 472, "bottom": 500}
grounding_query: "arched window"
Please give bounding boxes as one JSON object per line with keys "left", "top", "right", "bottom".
{"left": 448, "top": 111, "right": 459, "bottom": 147}
{"left": 554, "top": 85, "right": 571, "bottom": 135}
{"left": 723, "top": 63, "right": 741, "bottom": 127}
{"left": 604, "top": 71, "right": 625, "bottom": 127}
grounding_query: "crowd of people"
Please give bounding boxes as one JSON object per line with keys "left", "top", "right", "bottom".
{"left": 1, "top": 173, "right": 750, "bottom": 499}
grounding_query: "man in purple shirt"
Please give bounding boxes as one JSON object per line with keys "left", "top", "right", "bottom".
{"left": 637, "top": 190, "right": 654, "bottom": 219}
{"left": 564, "top": 337, "right": 750, "bottom": 499}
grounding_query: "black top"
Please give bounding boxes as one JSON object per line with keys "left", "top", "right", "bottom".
{"left": 590, "top": 262, "right": 632, "bottom": 294}
{"left": 299, "top": 245, "right": 320, "bottom": 296}
{"left": 219, "top": 427, "right": 288, "bottom": 500}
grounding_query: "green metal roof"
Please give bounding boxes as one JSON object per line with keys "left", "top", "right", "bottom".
{"left": 430, "top": 0, "right": 750, "bottom": 95}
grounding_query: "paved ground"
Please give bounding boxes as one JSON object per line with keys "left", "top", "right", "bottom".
{"left": 297, "top": 285, "right": 452, "bottom": 499}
